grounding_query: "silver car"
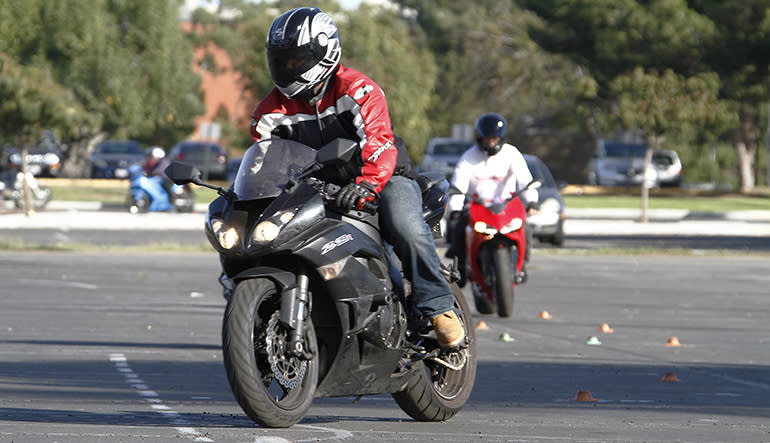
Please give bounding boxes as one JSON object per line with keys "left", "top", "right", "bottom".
{"left": 417, "top": 137, "right": 473, "bottom": 179}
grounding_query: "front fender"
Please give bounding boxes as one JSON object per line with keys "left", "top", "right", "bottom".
{"left": 231, "top": 266, "right": 296, "bottom": 289}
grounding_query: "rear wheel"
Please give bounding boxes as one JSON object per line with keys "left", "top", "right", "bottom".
{"left": 393, "top": 282, "right": 477, "bottom": 421}
{"left": 494, "top": 245, "right": 515, "bottom": 317}
{"left": 222, "top": 278, "right": 318, "bottom": 428}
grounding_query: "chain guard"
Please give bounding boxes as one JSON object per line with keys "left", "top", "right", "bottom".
{"left": 264, "top": 312, "right": 307, "bottom": 390}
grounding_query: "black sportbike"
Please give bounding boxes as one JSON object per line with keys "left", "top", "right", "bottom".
{"left": 166, "top": 138, "right": 476, "bottom": 428}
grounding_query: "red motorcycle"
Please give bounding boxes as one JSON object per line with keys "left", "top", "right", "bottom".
{"left": 463, "top": 180, "right": 541, "bottom": 317}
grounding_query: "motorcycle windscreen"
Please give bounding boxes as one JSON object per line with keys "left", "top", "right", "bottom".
{"left": 233, "top": 139, "right": 317, "bottom": 201}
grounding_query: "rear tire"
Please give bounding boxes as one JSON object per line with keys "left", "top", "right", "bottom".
{"left": 392, "top": 282, "right": 477, "bottom": 421}
{"left": 222, "top": 278, "right": 318, "bottom": 428}
{"left": 494, "top": 246, "right": 515, "bottom": 318}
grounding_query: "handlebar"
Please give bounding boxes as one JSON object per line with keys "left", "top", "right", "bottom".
{"left": 322, "top": 182, "right": 378, "bottom": 215}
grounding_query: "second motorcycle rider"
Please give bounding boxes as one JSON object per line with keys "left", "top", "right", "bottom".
{"left": 228, "top": 6, "right": 464, "bottom": 348}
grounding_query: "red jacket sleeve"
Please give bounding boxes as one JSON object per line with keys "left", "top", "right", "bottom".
{"left": 348, "top": 78, "right": 396, "bottom": 193}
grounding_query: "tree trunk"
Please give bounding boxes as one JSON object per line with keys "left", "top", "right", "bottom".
{"left": 736, "top": 141, "right": 755, "bottom": 192}
{"left": 60, "top": 132, "right": 107, "bottom": 178}
{"left": 736, "top": 102, "right": 759, "bottom": 193}
{"left": 640, "top": 136, "right": 662, "bottom": 223}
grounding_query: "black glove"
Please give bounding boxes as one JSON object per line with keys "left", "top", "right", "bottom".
{"left": 336, "top": 182, "right": 376, "bottom": 211}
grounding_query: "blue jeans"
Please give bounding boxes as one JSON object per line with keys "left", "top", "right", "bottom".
{"left": 378, "top": 175, "right": 455, "bottom": 318}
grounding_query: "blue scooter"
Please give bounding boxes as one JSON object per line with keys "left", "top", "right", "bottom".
{"left": 127, "top": 164, "right": 194, "bottom": 213}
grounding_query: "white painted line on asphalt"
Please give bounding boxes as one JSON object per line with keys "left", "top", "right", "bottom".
{"left": 109, "top": 353, "right": 214, "bottom": 443}
{"left": 294, "top": 424, "right": 354, "bottom": 441}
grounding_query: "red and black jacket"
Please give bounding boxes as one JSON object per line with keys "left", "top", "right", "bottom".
{"left": 250, "top": 65, "right": 397, "bottom": 193}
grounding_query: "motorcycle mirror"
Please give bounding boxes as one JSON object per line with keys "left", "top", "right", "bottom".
{"left": 165, "top": 161, "right": 201, "bottom": 185}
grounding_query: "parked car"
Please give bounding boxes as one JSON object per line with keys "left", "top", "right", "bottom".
{"left": 168, "top": 141, "right": 228, "bottom": 180}
{"left": 524, "top": 154, "right": 566, "bottom": 246}
{"left": 226, "top": 156, "right": 242, "bottom": 183}
{"left": 417, "top": 137, "right": 473, "bottom": 179}
{"left": 88, "top": 140, "right": 145, "bottom": 179}
{"left": 587, "top": 140, "right": 663, "bottom": 187}
{"left": 0, "top": 132, "right": 63, "bottom": 177}
{"left": 652, "top": 149, "right": 682, "bottom": 187}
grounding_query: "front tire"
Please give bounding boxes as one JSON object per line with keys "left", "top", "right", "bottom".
{"left": 222, "top": 278, "right": 318, "bottom": 428}
{"left": 494, "top": 245, "right": 515, "bottom": 318}
{"left": 393, "top": 282, "right": 477, "bottom": 421}
{"left": 127, "top": 190, "right": 151, "bottom": 214}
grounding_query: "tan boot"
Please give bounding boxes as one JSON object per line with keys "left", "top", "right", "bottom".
{"left": 431, "top": 310, "right": 465, "bottom": 349}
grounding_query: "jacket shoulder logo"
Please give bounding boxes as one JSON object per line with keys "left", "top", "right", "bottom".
{"left": 353, "top": 84, "right": 374, "bottom": 101}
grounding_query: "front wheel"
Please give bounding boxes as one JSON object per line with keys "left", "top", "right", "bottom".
{"left": 494, "top": 245, "right": 515, "bottom": 318}
{"left": 392, "top": 281, "right": 477, "bottom": 421}
{"left": 127, "top": 190, "right": 151, "bottom": 214}
{"left": 13, "top": 185, "right": 52, "bottom": 210}
{"left": 222, "top": 278, "right": 318, "bottom": 428}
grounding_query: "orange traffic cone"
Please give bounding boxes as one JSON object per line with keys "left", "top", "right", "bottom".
{"left": 572, "top": 390, "right": 598, "bottom": 402}
{"left": 539, "top": 310, "right": 552, "bottom": 320}
{"left": 665, "top": 337, "right": 681, "bottom": 347}
{"left": 476, "top": 320, "right": 490, "bottom": 330}
{"left": 599, "top": 323, "right": 614, "bottom": 333}
{"left": 661, "top": 372, "right": 680, "bottom": 383}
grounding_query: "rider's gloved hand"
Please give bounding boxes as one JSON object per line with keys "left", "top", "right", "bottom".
{"left": 336, "top": 182, "right": 376, "bottom": 211}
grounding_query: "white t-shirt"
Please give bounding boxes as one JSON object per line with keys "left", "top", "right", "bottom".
{"left": 448, "top": 143, "right": 537, "bottom": 212}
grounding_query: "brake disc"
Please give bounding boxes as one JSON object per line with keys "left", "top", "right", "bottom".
{"left": 430, "top": 348, "right": 468, "bottom": 371}
{"left": 264, "top": 312, "right": 307, "bottom": 390}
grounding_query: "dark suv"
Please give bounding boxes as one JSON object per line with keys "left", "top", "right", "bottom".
{"left": 168, "top": 141, "right": 228, "bottom": 180}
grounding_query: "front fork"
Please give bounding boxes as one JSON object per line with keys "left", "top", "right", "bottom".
{"left": 280, "top": 271, "right": 313, "bottom": 360}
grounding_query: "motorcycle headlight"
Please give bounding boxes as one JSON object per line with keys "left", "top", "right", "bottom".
{"left": 212, "top": 218, "right": 239, "bottom": 249}
{"left": 252, "top": 211, "right": 295, "bottom": 244}
{"left": 500, "top": 218, "right": 524, "bottom": 234}
{"left": 253, "top": 220, "right": 279, "bottom": 243}
{"left": 473, "top": 221, "right": 498, "bottom": 235}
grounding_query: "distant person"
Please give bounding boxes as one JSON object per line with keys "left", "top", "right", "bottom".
{"left": 446, "top": 113, "right": 539, "bottom": 286}
{"left": 144, "top": 146, "right": 175, "bottom": 198}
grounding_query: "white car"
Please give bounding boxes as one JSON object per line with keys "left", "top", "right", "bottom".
{"left": 652, "top": 149, "right": 682, "bottom": 187}
{"left": 588, "top": 140, "right": 680, "bottom": 188}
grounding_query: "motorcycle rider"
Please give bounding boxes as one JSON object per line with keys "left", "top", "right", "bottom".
{"left": 144, "top": 146, "right": 176, "bottom": 201}
{"left": 234, "top": 6, "right": 464, "bottom": 348}
{"left": 446, "top": 113, "right": 539, "bottom": 286}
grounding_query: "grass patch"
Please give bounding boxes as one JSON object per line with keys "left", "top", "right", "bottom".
{"left": 563, "top": 194, "right": 770, "bottom": 211}
{"left": 46, "top": 183, "right": 221, "bottom": 205}
{"left": 0, "top": 239, "right": 212, "bottom": 253}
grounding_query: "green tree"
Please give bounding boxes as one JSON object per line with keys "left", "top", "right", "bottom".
{"left": 609, "top": 68, "right": 732, "bottom": 220}
{"left": 397, "top": 0, "right": 587, "bottom": 141}
{"left": 690, "top": 0, "right": 770, "bottom": 191}
{"left": 519, "top": 0, "right": 770, "bottom": 191}
{"left": 0, "top": 54, "right": 98, "bottom": 213}
{"left": 0, "top": 1, "right": 205, "bottom": 176}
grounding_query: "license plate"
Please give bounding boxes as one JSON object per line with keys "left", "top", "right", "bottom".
{"left": 114, "top": 168, "right": 128, "bottom": 178}
{"left": 28, "top": 165, "right": 42, "bottom": 175}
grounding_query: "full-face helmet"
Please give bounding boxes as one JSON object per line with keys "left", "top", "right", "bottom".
{"left": 475, "top": 113, "right": 507, "bottom": 156}
{"left": 265, "top": 7, "right": 342, "bottom": 104}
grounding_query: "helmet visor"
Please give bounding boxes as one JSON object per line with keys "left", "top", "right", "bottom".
{"left": 266, "top": 42, "right": 324, "bottom": 88}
